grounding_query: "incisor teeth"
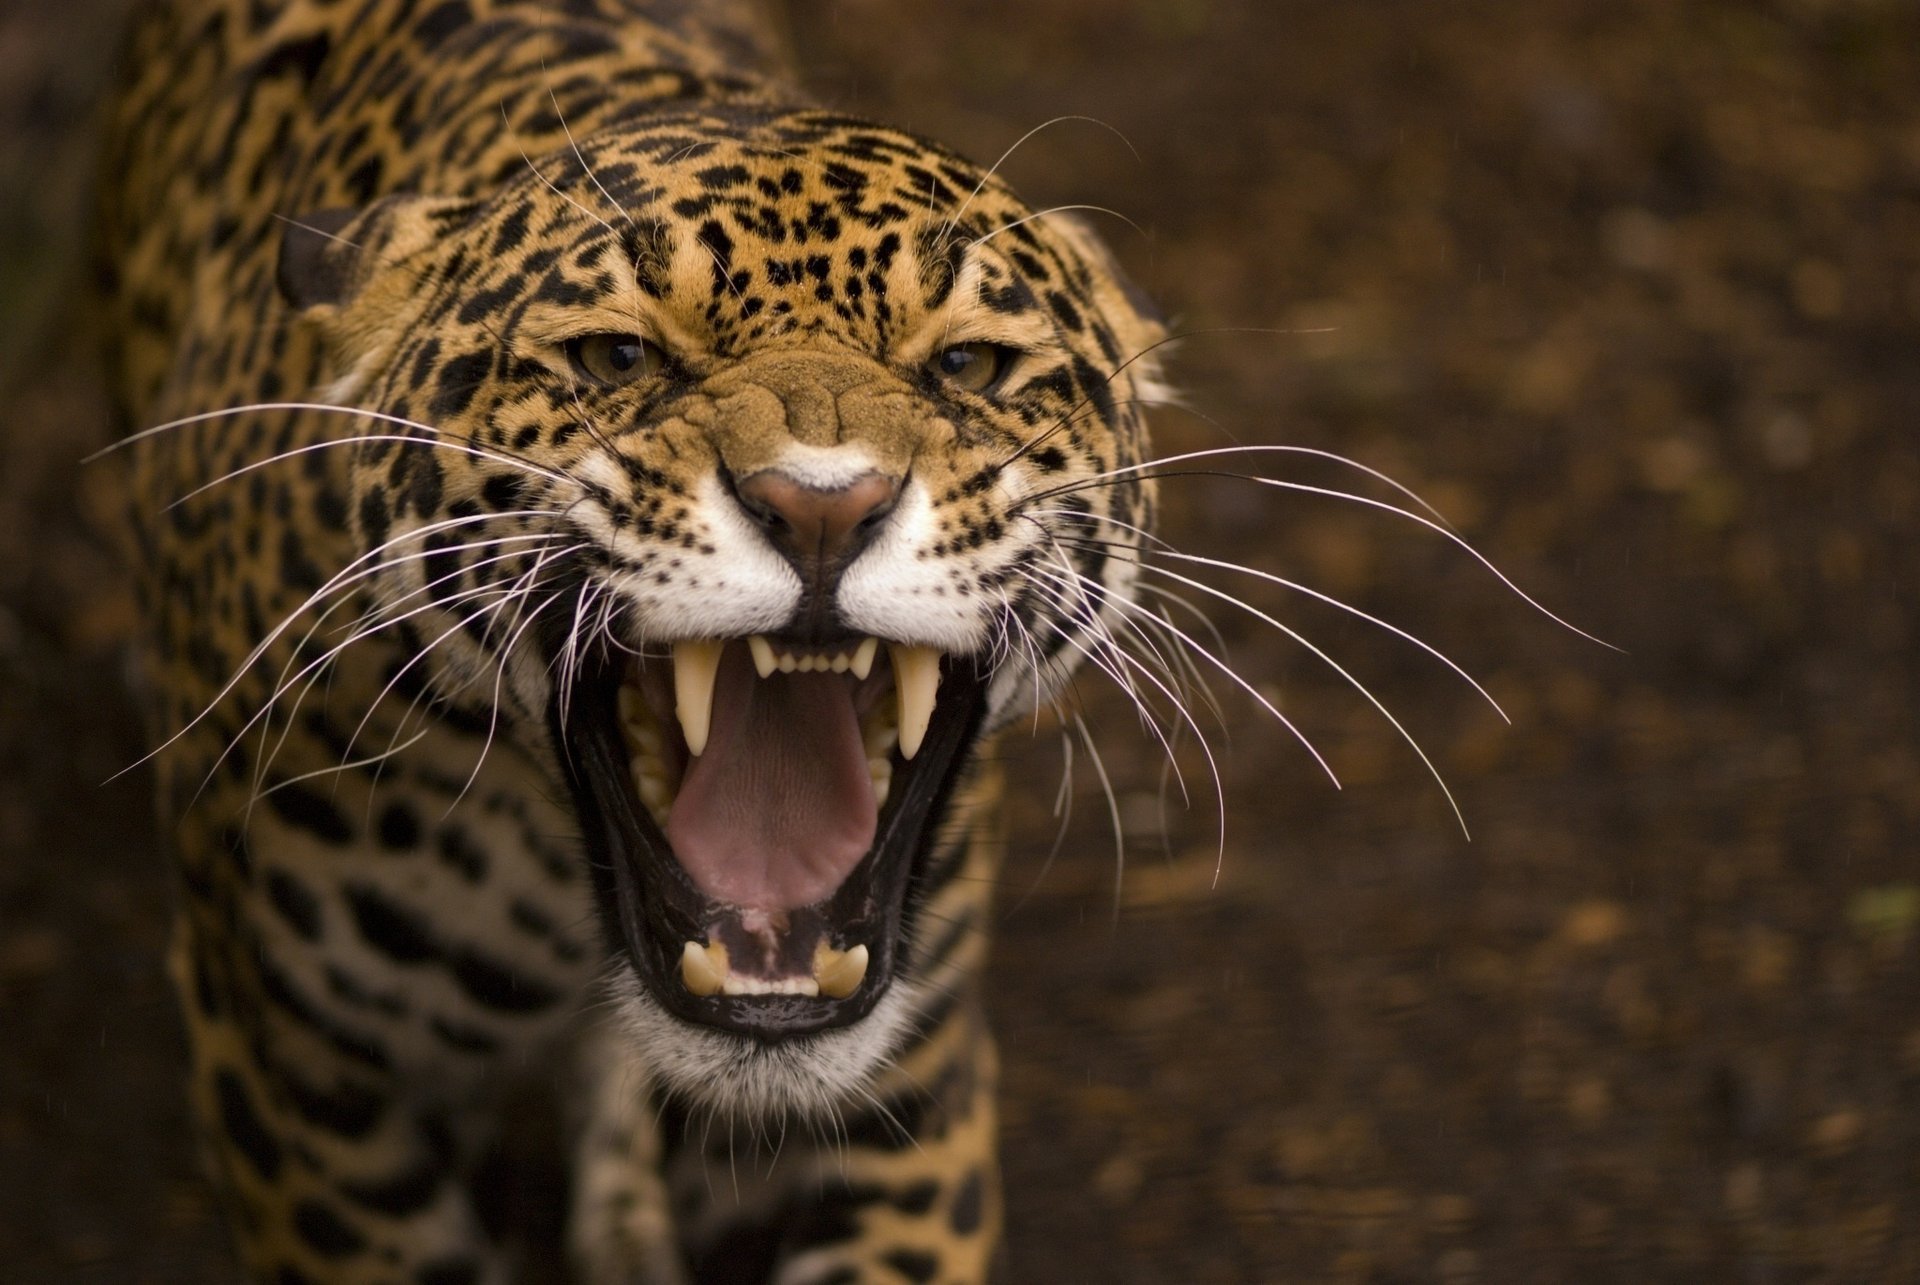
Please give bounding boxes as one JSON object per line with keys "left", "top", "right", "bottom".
{"left": 747, "top": 635, "right": 777, "bottom": 678}
{"left": 746, "top": 635, "right": 885, "bottom": 680}
{"left": 672, "top": 640, "right": 724, "bottom": 757}
{"left": 680, "top": 941, "right": 728, "bottom": 997}
{"left": 888, "top": 644, "right": 943, "bottom": 760}
{"left": 813, "top": 943, "right": 870, "bottom": 999}
{"left": 721, "top": 975, "right": 820, "bottom": 997}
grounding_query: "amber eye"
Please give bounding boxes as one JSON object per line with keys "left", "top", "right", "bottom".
{"left": 567, "top": 333, "right": 663, "bottom": 386}
{"left": 928, "top": 342, "right": 1013, "bottom": 394}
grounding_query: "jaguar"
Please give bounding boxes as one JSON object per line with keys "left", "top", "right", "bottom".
{"left": 95, "top": 0, "right": 1176, "bottom": 1279}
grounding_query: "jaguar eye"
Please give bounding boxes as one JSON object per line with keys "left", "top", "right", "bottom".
{"left": 928, "top": 342, "right": 1013, "bottom": 395}
{"left": 567, "top": 333, "right": 663, "bottom": 386}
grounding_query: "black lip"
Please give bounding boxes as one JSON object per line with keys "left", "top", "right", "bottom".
{"left": 556, "top": 649, "right": 988, "bottom": 1042}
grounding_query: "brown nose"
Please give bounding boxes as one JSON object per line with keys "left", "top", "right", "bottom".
{"left": 734, "top": 469, "right": 900, "bottom": 577}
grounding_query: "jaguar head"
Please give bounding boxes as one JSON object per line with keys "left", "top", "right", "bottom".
{"left": 279, "top": 107, "right": 1166, "bottom": 1113}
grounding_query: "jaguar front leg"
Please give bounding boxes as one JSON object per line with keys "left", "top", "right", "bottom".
{"left": 570, "top": 1029, "right": 690, "bottom": 1285}
{"left": 173, "top": 899, "right": 509, "bottom": 1283}
{"left": 162, "top": 709, "right": 599, "bottom": 1283}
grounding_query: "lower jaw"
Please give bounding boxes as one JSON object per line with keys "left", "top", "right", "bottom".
{"left": 609, "top": 971, "right": 925, "bottom": 1121}
{"left": 554, "top": 652, "right": 988, "bottom": 1043}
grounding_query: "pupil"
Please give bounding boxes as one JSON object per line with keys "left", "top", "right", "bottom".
{"left": 942, "top": 348, "right": 973, "bottom": 374}
{"left": 609, "top": 340, "right": 640, "bottom": 371}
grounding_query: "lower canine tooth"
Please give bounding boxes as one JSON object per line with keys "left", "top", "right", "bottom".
{"left": 673, "top": 639, "right": 724, "bottom": 757}
{"left": 813, "top": 943, "right": 870, "bottom": 999}
{"left": 888, "top": 644, "right": 943, "bottom": 760}
{"left": 680, "top": 941, "right": 728, "bottom": 997}
{"left": 748, "top": 635, "right": 777, "bottom": 678}
{"left": 635, "top": 770, "right": 671, "bottom": 816}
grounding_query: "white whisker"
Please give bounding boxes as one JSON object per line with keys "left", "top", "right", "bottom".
{"left": 1105, "top": 552, "right": 1470, "bottom": 837}
{"left": 1035, "top": 506, "right": 1508, "bottom": 722}
{"left": 938, "top": 115, "right": 1141, "bottom": 248}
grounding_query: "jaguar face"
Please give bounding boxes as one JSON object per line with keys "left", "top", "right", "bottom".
{"left": 281, "top": 107, "right": 1165, "bottom": 1112}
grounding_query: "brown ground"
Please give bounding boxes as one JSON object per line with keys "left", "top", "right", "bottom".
{"left": 4, "top": 1, "right": 1918, "bottom": 1280}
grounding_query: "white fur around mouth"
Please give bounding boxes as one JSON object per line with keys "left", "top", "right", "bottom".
{"left": 617, "top": 635, "right": 942, "bottom": 831}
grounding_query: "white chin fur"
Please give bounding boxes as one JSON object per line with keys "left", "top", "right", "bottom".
{"left": 603, "top": 968, "right": 918, "bottom": 1121}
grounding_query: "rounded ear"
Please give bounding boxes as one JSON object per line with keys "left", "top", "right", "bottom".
{"left": 276, "top": 208, "right": 362, "bottom": 310}
{"left": 277, "top": 194, "right": 479, "bottom": 313}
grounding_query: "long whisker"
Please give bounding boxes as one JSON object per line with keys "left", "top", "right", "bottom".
{"left": 505, "top": 103, "right": 623, "bottom": 241}
{"left": 219, "top": 542, "right": 586, "bottom": 803}
{"left": 1130, "top": 584, "right": 1228, "bottom": 728}
{"left": 1024, "top": 553, "right": 1214, "bottom": 793}
{"left": 167, "top": 433, "right": 565, "bottom": 511}
{"left": 1035, "top": 507, "right": 1508, "bottom": 722}
{"left": 546, "top": 79, "right": 636, "bottom": 232}
{"left": 1095, "top": 549, "right": 1470, "bottom": 837}
{"left": 340, "top": 541, "right": 582, "bottom": 774}
{"left": 236, "top": 570, "right": 551, "bottom": 812}
{"left": 88, "top": 402, "right": 568, "bottom": 486}
{"left": 452, "top": 576, "right": 576, "bottom": 811}
{"left": 939, "top": 115, "right": 1141, "bottom": 248}
{"left": 1025, "top": 519, "right": 1337, "bottom": 790}
{"left": 994, "top": 326, "right": 1337, "bottom": 471}
{"left": 108, "top": 509, "right": 568, "bottom": 782}
{"left": 1031, "top": 461, "right": 1609, "bottom": 648}
{"left": 1023, "top": 554, "right": 1229, "bottom": 875}
{"left": 1025, "top": 443, "right": 1453, "bottom": 525}
{"left": 260, "top": 726, "right": 436, "bottom": 797}
{"left": 1020, "top": 561, "right": 1193, "bottom": 809}
{"left": 968, "top": 203, "right": 1145, "bottom": 251}
{"left": 1068, "top": 709, "right": 1127, "bottom": 923}
{"left": 1006, "top": 712, "right": 1075, "bottom": 917}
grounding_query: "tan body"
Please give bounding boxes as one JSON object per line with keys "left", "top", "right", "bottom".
{"left": 98, "top": 1, "right": 1162, "bottom": 1279}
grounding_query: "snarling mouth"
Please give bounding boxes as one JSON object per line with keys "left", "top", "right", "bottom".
{"left": 558, "top": 634, "right": 987, "bottom": 1041}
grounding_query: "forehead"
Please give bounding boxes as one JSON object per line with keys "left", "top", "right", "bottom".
{"left": 479, "top": 109, "right": 1062, "bottom": 349}
{"left": 573, "top": 109, "right": 1010, "bottom": 229}
{"left": 486, "top": 107, "right": 1053, "bottom": 274}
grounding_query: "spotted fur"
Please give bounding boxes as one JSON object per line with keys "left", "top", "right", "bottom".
{"left": 97, "top": 2, "right": 1164, "bottom": 1280}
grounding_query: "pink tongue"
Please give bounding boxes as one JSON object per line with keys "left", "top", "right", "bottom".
{"left": 664, "top": 645, "right": 877, "bottom": 910}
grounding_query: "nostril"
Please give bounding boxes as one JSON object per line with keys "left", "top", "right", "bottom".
{"left": 735, "top": 469, "right": 901, "bottom": 570}
{"left": 742, "top": 495, "right": 788, "bottom": 534}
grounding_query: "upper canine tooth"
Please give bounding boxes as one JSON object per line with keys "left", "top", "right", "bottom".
{"left": 747, "top": 635, "right": 777, "bottom": 678}
{"left": 889, "top": 644, "right": 942, "bottom": 760}
{"left": 673, "top": 640, "right": 724, "bottom": 757}
{"left": 813, "top": 942, "right": 870, "bottom": 999}
{"left": 680, "top": 941, "right": 728, "bottom": 997}
{"left": 851, "top": 637, "right": 878, "bottom": 680}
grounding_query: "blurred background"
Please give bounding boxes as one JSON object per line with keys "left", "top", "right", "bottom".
{"left": 4, "top": 0, "right": 1917, "bottom": 1279}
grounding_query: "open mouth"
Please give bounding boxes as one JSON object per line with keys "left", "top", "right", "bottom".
{"left": 557, "top": 633, "right": 988, "bottom": 1041}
